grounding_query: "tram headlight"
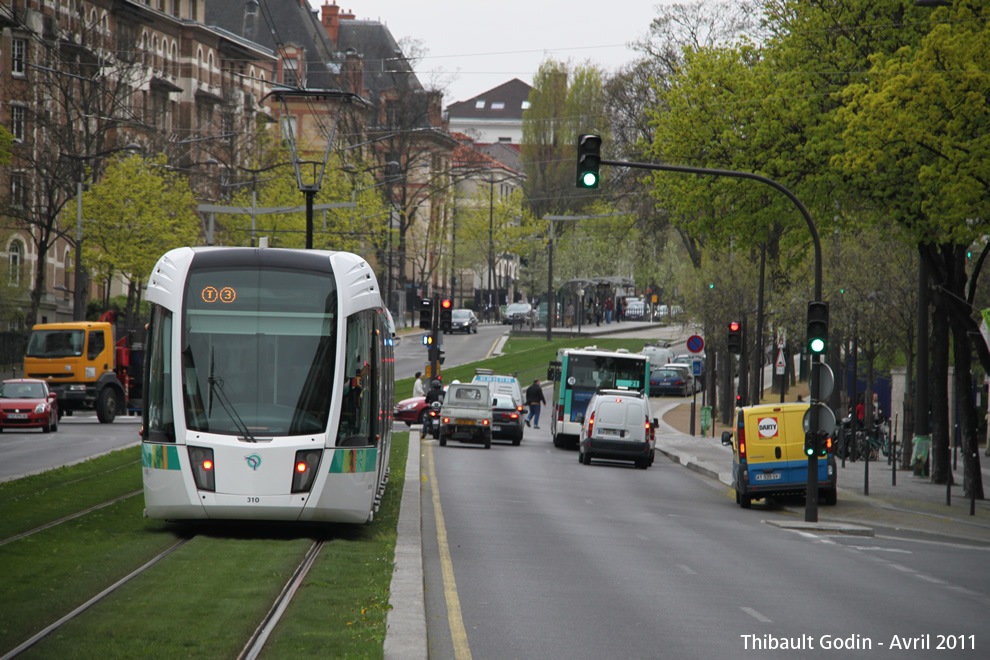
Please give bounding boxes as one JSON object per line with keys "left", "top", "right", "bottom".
{"left": 188, "top": 446, "right": 216, "bottom": 492}
{"left": 291, "top": 449, "right": 323, "bottom": 493}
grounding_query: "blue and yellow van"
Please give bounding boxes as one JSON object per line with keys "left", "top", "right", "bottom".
{"left": 721, "top": 402, "right": 837, "bottom": 509}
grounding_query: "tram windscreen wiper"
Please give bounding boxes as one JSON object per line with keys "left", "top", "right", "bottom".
{"left": 207, "top": 347, "right": 257, "bottom": 443}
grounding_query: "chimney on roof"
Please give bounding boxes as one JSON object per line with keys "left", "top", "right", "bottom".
{"left": 343, "top": 48, "right": 364, "bottom": 97}
{"left": 321, "top": 2, "right": 356, "bottom": 44}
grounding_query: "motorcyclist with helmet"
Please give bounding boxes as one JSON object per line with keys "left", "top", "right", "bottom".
{"left": 422, "top": 379, "right": 444, "bottom": 438}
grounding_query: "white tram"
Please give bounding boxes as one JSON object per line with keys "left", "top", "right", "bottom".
{"left": 141, "top": 247, "right": 394, "bottom": 524}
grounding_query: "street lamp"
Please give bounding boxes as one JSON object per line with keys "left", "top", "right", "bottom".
{"left": 63, "top": 143, "right": 142, "bottom": 320}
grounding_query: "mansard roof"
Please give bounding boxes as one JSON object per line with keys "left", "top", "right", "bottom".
{"left": 446, "top": 78, "right": 533, "bottom": 119}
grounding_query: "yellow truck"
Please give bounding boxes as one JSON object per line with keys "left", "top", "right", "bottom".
{"left": 721, "top": 402, "right": 837, "bottom": 509}
{"left": 23, "top": 317, "right": 142, "bottom": 423}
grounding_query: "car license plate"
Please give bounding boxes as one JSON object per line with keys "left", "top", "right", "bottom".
{"left": 8, "top": 413, "right": 27, "bottom": 419}
{"left": 598, "top": 428, "right": 621, "bottom": 437}
{"left": 492, "top": 425, "right": 501, "bottom": 431}
{"left": 754, "top": 472, "right": 782, "bottom": 482}
{"left": 456, "top": 419, "right": 476, "bottom": 425}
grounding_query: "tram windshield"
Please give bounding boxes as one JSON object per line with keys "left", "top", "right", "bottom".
{"left": 181, "top": 267, "right": 338, "bottom": 436}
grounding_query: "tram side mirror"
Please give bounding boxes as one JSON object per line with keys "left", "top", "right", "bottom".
{"left": 721, "top": 431, "right": 733, "bottom": 447}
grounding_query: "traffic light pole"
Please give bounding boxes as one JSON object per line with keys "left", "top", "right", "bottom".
{"left": 429, "top": 301, "right": 441, "bottom": 380}
{"left": 599, "top": 156, "right": 824, "bottom": 522}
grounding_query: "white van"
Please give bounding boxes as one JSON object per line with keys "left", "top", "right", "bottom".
{"left": 641, "top": 344, "right": 674, "bottom": 369}
{"left": 578, "top": 390, "right": 657, "bottom": 469}
{"left": 472, "top": 371, "right": 524, "bottom": 412}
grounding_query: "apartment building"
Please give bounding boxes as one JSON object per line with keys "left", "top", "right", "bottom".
{"left": 0, "top": 0, "right": 276, "bottom": 327}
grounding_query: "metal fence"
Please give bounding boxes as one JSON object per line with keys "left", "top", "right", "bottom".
{"left": 0, "top": 331, "right": 27, "bottom": 378}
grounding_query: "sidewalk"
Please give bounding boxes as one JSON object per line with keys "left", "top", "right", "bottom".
{"left": 654, "top": 398, "right": 990, "bottom": 543}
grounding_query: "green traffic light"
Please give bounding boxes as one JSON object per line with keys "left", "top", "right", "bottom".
{"left": 809, "top": 337, "right": 826, "bottom": 354}
{"left": 581, "top": 171, "right": 598, "bottom": 187}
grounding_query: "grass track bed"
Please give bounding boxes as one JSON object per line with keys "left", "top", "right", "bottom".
{"left": 1, "top": 434, "right": 409, "bottom": 659}
{"left": 0, "top": 447, "right": 143, "bottom": 540}
{"left": 21, "top": 535, "right": 316, "bottom": 659}
{"left": 263, "top": 434, "right": 408, "bottom": 658}
{"left": 0, "top": 497, "right": 181, "bottom": 654}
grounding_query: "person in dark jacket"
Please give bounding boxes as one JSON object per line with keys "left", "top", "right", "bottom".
{"left": 525, "top": 378, "right": 546, "bottom": 429}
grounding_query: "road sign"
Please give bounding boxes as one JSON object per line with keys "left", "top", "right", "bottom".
{"left": 802, "top": 404, "right": 836, "bottom": 436}
{"left": 686, "top": 334, "right": 705, "bottom": 354}
{"left": 775, "top": 348, "right": 786, "bottom": 375}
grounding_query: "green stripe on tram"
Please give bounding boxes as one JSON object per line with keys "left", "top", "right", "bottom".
{"left": 142, "top": 444, "right": 182, "bottom": 470}
{"left": 329, "top": 447, "right": 377, "bottom": 473}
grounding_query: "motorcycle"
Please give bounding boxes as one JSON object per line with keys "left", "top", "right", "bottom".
{"left": 421, "top": 401, "right": 442, "bottom": 439}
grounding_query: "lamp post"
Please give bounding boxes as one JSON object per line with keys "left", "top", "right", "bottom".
{"left": 63, "top": 143, "right": 142, "bottom": 320}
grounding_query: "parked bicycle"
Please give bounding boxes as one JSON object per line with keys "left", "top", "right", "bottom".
{"left": 854, "top": 419, "right": 894, "bottom": 461}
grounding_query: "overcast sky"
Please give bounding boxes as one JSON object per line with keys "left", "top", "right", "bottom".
{"left": 327, "top": 1, "right": 678, "bottom": 106}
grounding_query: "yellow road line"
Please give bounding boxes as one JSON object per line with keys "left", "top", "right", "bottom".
{"left": 425, "top": 440, "right": 473, "bottom": 660}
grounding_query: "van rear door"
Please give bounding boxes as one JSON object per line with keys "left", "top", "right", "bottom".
{"left": 594, "top": 399, "right": 645, "bottom": 442}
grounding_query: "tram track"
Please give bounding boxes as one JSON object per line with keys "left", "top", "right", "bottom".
{"left": 0, "top": 489, "right": 143, "bottom": 548}
{"left": 238, "top": 539, "right": 326, "bottom": 660}
{"left": 0, "top": 537, "right": 191, "bottom": 660}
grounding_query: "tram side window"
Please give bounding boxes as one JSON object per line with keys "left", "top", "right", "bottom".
{"left": 145, "top": 306, "right": 175, "bottom": 442}
{"left": 337, "top": 311, "right": 375, "bottom": 447}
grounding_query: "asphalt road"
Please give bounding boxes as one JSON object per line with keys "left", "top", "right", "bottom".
{"left": 421, "top": 419, "right": 987, "bottom": 659}
{"left": 395, "top": 324, "right": 506, "bottom": 382}
{"left": 0, "top": 413, "right": 141, "bottom": 482}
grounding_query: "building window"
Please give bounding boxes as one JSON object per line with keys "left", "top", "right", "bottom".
{"left": 11, "top": 38, "right": 26, "bottom": 75}
{"left": 11, "top": 106, "right": 25, "bottom": 141}
{"left": 10, "top": 172, "right": 25, "bottom": 208}
{"left": 498, "top": 137, "right": 512, "bottom": 143}
{"left": 491, "top": 102, "right": 505, "bottom": 110}
{"left": 9, "top": 242, "right": 23, "bottom": 287}
{"left": 521, "top": 101, "right": 531, "bottom": 110}
{"left": 282, "top": 58, "right": 298, "bottom": 87}
{"left": 475, "top": 100, "right": 485, "bottom": 109}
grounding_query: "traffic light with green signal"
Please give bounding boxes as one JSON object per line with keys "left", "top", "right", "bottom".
{"left": 807, "top": 301, "right": 829, "bottom": 355}
{"left": 804, "top": 431, "right": 816, "bottom": 457}
{"left": 818, "top": 432, "right": 831, "bottom": 457}
{"left": 576, "top": 134, "right": 602, "bottom": 188}
{"left": 727, "top": 321, "right": 741, "bottom": 354}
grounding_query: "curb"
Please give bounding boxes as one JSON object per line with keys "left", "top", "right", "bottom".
{"left": 383, "top": 433, "right": 427, "bottom": 660}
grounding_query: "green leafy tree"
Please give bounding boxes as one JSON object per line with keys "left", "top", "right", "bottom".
{"left": 521, "top": 59, "right": 607, "bottom": 220}
{"left": 834, "top": 0, "right": 989, "bottom": 492}
{"left": 80, "top": 153, "right": 200, "bottom": 325}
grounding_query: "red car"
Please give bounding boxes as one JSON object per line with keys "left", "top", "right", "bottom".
{"left": 394, "top": 396, "right": 429, "bottom": 426}
{"left": 0, "top": 378, "right": 59, "bottom": 432}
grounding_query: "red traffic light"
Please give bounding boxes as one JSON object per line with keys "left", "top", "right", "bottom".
{"left": 729, "top": 321, "right": 740, "bottom": 332}
{"left": 441, "top": 299, "right": 452, "bottom": 309}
